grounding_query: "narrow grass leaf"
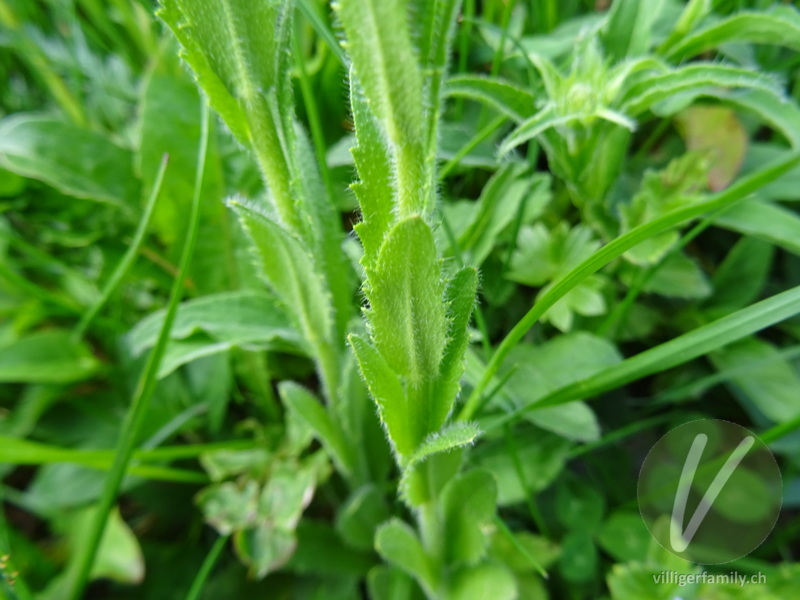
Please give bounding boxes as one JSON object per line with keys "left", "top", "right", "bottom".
{"left": 64, "top": 103, "right": 210, "bottom": 600}
{"left": 665, "top": 6, "right": 800, "bottom": 60}
{"left": 601, "top": 0, "right": 666, "bottom": 61}
{"left": 74, "top": 155, "right": 169, "bottom": 338}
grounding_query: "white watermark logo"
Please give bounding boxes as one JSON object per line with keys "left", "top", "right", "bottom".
{"left": 652, "top": 570, "right": 766, "bottom": 587}
{"left": 638, "top": 420, "right": 781, "bottom": 564}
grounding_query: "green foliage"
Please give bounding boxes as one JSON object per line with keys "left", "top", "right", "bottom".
{"left": 4, "top": 1, "right": 800, "bottom": 599}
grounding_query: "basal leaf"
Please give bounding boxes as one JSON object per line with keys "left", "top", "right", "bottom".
{"left": 706, "top": 237, "right": 774, "bottom": 317}
{"left": 375, "top": 519, "right": 434, "bottom": 591}
{"left": 711, "top": 337, "right": 800, "bottom": 424}
{"left": 714, "top": 199, "right": 800, "bottom": 256}
{"left": 448, "top": 562, "right": 517, "bottom": 600}
{"left": 336, "top": 484, "right": 391, "bottom": 551}
{"left": 127, "top": 290, "right": 301, "bottom": 356}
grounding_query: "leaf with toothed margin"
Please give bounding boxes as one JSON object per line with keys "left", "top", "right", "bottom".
{"left": 158, "top": 0, "right": 293, "bottom": 146}
{"left": 349, "top": 334, "right": 416, "bottom": 456}
{"left": 350, "top": 75, "right": 396, "bottom": 267}
{"left": 336, "top": 0, "right": 428, "bottom": 215}
{"left": 431, "top": 267, "right": 478, "bottom": 431}
{"left": 401, "top": 422, "right": 481, "bottom": 504}
{"left": 159, "top": 0, "right": 302, "bottom": 231}
{"left": 229, "top": 199, "right": 334, "bottom": 355}
{"left": 365, "top": 217, "right": 447, "bottom": 388}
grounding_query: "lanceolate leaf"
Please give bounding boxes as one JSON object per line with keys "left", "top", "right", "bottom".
{"left": 0, "top": 330, "right": 98, "bottom": 384}
{"left": 500, "top": 106, "right": 583, "bottom": 155}
{"left": 159, "top": 0, "right": 300, "bottom": 230}
{"left": 350, "top": 76, "right": 397, "bottom": 266}
{"left": 365, "top": 217, "right": 446, "bottom": 388}
{"left": 127, "top": 290, "right": 301, "bottom": 358}
{"left": 230, "top": 200, "right": 340, "bottom": 400}
{"left": 349, "top": 334, "right": 415, "bottom": 456}
{"left": 665, "top": 6, "right": 800, "bottom": 60}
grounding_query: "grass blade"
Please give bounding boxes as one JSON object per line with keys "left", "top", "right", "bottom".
{"left": 64, "top": 103, "right": 210, "bottom": 600}
{"left": 184, "top": 534, "right": 229, "bottom": 600}
{"left": 73, "top": 154, "right": 169, "bottom": 338}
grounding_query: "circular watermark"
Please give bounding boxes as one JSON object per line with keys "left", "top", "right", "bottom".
{"left": 638, "top": 419, "right": 782, "bottom": 564}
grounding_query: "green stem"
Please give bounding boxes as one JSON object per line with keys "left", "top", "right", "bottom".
{"left": 64, "top": 103, "right": 210, "bottom": 600}
{"left": 184, "top": 534, "right": 229, "bottom": 600}
{"left": 73, "top": 155, "right": 169, "bottom": 339}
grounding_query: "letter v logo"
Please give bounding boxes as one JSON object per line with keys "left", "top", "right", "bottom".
{"left": 669, "top": 434, "right": 755, "bottom": 553}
